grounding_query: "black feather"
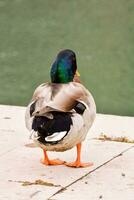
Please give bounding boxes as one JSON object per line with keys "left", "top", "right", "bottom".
{"left": 74, "top": 102, "right": 86, "bottom": 114}
{"left": 32, "top": 112, "right": 73, "bottom": 144}
{"left": 30, "top": 101, "right": 36, "bottom": 116}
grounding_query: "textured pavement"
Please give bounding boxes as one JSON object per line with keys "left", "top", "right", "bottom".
{"left": 0, "top": 105, "right": 134, "bottom": 200}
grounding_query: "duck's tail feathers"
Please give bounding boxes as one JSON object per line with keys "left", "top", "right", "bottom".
{"left": 31, "top": 112, "right": 73, "bottom": 144}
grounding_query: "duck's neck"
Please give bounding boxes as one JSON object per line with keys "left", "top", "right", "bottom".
{"left": 51, "top": 69, "right": 74, "bottom": 83}
{"left": 51, "top": 76, "right": 73, "bottom": 84}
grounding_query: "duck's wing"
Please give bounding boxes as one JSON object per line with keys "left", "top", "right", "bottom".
{"left": 30, "top": 83, "right": 64, "bottom": 115}
{"left": 34, "top": 82, "right": 92, "bottom": 114}
{"left": 26, "top": 82, "right": 95, "bottom": 118}
{"left": 25, "top": 83, "right": 52, "bottom": 130}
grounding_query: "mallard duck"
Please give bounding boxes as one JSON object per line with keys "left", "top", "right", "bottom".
{"left": 25, "top": 49, "right": 96, "bottom": 168}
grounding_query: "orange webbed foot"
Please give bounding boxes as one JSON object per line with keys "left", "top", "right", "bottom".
{"left": 41, "top": 149, "right": 65, "bottom": 166}
{"left": 40, "top": 158, "right": 65, "bottom": 166}
{"left": 65, "top": 143, "right": 93, "bottom": 168}
{"left": 65, "top": 161, "right": 93, "bottom": 168}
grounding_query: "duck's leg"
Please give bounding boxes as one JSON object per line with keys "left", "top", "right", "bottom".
{"left": 40, "top": 149, "right": 65, "bottom": 166}
{"left": 65, "top": 143, "right": 93, "bottom": 168}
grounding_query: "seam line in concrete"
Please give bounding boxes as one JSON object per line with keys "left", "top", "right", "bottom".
{"left": 48, "top": 145, "right": 134, "bottom": 200}
{"left": 0, "top": 147, "right": 18, "bottom": 157}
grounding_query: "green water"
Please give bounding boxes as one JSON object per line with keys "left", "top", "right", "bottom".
{"left": 0, "top": 0, "right": 134, "bottom": 116}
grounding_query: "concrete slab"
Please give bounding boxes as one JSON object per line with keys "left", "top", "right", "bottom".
{"left": 53, "top": 146, "right": 134, "bottom": 200}
{"left": 0, "top": 140, "right": 133, "bottom": 200}
{"left": 0, "top": 105, "right": 28, "bottom": 156}
{"left": 89, "top": 113, "right": 134, "bottom": 140}
{"left": 0, "top": 105, "right": 134, "bottom": 200}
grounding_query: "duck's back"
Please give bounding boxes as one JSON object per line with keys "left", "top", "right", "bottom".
{"left": 30, "top": 82, "right": 94, "bottom": 114}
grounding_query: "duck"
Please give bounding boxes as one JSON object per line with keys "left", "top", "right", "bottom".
{"left": 25, "top": 49, "right": 96, "bottom": 168}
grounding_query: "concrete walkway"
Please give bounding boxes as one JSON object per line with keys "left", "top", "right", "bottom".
{"left": 0, "top": 105, "right": 134, "bottom": 200}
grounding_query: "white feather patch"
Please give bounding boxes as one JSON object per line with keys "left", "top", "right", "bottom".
{"left": 45, "top": 131, "right": 67, "bottom": 142}
{"left": 30, "top": 130, "right": 40, "bottom": 140}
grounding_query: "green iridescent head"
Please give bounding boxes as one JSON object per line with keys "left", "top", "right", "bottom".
{"left": 50, "top": 49, "right": 77, "bottom": 83}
